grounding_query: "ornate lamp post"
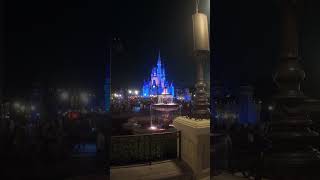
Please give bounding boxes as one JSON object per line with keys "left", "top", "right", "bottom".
{"left": 190, "top": 0, "right": 210, "bottom": 119}
{"left": 173, "top": 2, "right": 211, "bottom": 178}
{"left": 264, "top": 0, "right": 320, "bottom": 179}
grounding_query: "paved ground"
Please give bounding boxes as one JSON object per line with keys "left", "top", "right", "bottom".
{"left": 213, "top": 172, "right": 269, "bottom": 180}
{"left": 111, "top": 160, "right": 194, "bottom": 180}
{"left": 3, "top": 143, "right": 109, "bottom": 180}
{"left": 213, "top": 172, "right": 249, "bottom": 180}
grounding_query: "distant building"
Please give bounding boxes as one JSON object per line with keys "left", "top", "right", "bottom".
{"left": 175, "top": 88, "right": 192, "bottom": 102}
{"left": 142, "top": 51, "right": 174, "bottom": 97}
{"left": 212, "top": 83, "right": 261, "bottom": 129}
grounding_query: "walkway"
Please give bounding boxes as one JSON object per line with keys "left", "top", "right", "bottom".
{"left": 213, "top": 172, "right": 269, "bottom": 180}
{"left": 111, "top": 160, "right": 193, "bottom": 180}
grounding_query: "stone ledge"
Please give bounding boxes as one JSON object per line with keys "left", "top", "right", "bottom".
{"left": 174, "top": 116, "right": 210, "bottom": 129}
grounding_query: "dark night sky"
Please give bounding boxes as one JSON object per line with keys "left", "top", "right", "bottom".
{"left": 213, "top": 0, "right": 320, "bottom": 99}
{"left": 110, "top": 0, "right": 210, "bottom": 89}
{"left": 4, "top": 0, "right": 210, "bottom": 97}
{"left": 212, "top": 0, "right": 279, "bottom": 98}
{"left": 5, "top": 0, "right": 111, "bottom": 97}
{"left": 3, "top": 0, "right": 320, "bottom": 99}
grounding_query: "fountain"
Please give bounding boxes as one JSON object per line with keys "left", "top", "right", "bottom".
{"left": 124, "top": 88, "right": 181, "bottom": 134}
{"left": 150, "top": 90, "right": 180, "bottom": 130}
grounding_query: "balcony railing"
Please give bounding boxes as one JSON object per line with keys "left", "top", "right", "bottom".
{"left": 111, "top": 131, "right": 181, "bottom": 166}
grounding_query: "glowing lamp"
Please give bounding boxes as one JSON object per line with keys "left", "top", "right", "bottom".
{"left": 80, "top": 92, "right": 89, "bottom": 104}
{"left": 149, "top": 126, "right": 157, "bottom": 130}
{"left": 20, "top": 105, "right": 26, "bottom": 111}
{"left": 13, "top": 102, "right": 20, "bottom": 109}
{"left": 61, "top": 91, "right": 69, "bottom": 100}
{"left": 192, "top": 11, "right": 209, "bottom": 52}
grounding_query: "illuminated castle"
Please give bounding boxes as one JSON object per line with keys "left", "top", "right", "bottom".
{"left": 142, "top": 51, "right": 174, "bottom": 97}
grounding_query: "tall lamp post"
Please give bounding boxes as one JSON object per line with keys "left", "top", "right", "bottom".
{"left": 105, "top": 37, "right": 123, "bottom": 112}
{"left": 173, "top": 1, "right": 211, "bottom": 178}
{"left": 190, "top": 0, "right": 210, "bottom": 119}
{"left": 263, "top": 0, "right": 320, "bottom": 179}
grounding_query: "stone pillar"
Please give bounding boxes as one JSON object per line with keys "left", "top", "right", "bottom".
{"left": 174, "top": 116, "right": 210, "bottom": 179}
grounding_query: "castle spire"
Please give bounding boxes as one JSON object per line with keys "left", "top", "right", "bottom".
{"left": 157, "top": 50, "right": 161, "bottom": 65}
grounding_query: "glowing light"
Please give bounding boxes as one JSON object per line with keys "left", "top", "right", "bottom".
{"left": 134, "top": 90, "right": 139, "bottom": 95}
{"left": 268, "top": 105, "right": 273, "bottom": 111}
{"left": 31, "top": 105, "right": 36, "bottom": 111}
{"left": 149, "top": 126, "right": 157, "bottom": 130}
{"left": 80, "top": 92, "right": 89, "bottom": 104}
{"left": 13, "top": 102, "right": 20, "bottom": 109}
{"left": 61, "top": 91, "right": 69, "bottom": 100}
{"left": 20, "top": 105, "right": 26, "bottom": 111}
{"left": 128, "top": 90, "right": 132, "bottom": 94}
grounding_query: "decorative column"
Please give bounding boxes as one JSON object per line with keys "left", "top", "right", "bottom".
{"left": 264, "top": 0, "right": 320, "bottom": 179}
{"left": 174, "top": 1, "right": 210, "bottom": 179}
{"left": 189, "top": 0, "right": 210, "bottom": 119}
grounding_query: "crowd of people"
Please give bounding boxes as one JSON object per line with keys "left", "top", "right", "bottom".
{"left": 0, "top": 112, "right": 107, "bottom": 179}
{"left": 213, "top": 122, "right": 270, "bottom": 177}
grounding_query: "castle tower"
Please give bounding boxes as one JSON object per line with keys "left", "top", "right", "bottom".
{"left": 141, "top": 50, "right": 174, "bottom": 97}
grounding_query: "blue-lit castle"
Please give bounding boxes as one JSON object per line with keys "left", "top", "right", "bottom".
{"left": 142, "top": 51, "right": 174, "bottom": 97}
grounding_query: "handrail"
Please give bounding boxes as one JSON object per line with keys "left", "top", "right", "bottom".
{"left": 111, "top": 130, "right": 179, "bottom": 138}
{"left": 111, "top": 131, "right": 181, "bottom": 166}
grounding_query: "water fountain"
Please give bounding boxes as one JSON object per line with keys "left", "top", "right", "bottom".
{"left": 124, "top": 88, "right": 181, "bottom": 134}
{"left": 149, "top": 90, "right": 180, "bottom": 130}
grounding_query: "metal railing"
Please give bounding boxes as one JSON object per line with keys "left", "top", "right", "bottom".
{"left": 111, "top": 131, "right": 181, "bottom": 166}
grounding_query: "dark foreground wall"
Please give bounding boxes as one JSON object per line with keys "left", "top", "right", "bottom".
{"left": 0, "top": 0, "right": 4, "bottom": 102}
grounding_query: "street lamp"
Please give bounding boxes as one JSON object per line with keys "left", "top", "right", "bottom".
{"left": 134, "top": 90, "right": 139, "bottom": 95}
{"left": 190, "top": 0, "right": 210, "bottom": 119}
{"left": 262, "top": 0, "right": 320, "bottom": 179}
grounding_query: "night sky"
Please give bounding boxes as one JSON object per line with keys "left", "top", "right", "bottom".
{"left": 4, "top": 0, "right": 210, "bottom": 98}
{"left": 213, "top": 0, "right": 320, "bottom": 99}
{"left": 5, "top": 0, "right": 111, "bottom": 97}
{"left": 110, "top": 0, "right": 210, "bottom": 89}
{"left": 3, "top": 0, "right": 320, "bottom": 99}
